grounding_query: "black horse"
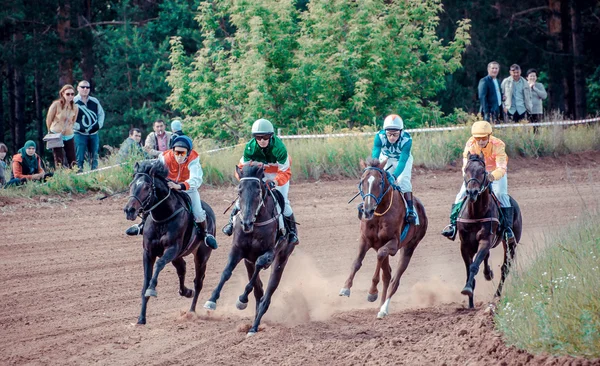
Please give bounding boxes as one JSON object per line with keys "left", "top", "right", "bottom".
{"left": 123, "top": 160, "right": 215, "bottom": 324}
{"left": 458, "top": 152, "right": 522, "bottom": 308}
{"left": 204, "top": 163, "right": 295, "bottom": 336}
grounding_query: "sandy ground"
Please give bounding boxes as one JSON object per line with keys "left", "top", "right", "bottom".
{"left": 1, "top": 152, "right": 599, "bottom": 366}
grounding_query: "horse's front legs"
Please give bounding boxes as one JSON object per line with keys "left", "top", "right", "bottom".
{"left": 189, "top": 250, "right": 210, "bottom": 313}
{"left": 242, "top": 260, "right": 264, "bottom": 313}
{"left": 248, "top": 243, "right": 295, "bottom": 336}
{"left": 369, "top": 239, "right": 397, "bottom": 303}
{"left": 145, "top": 245, "right": 179, "bottom": 298}
{"left": 378, "top": 245, "right": 415, "bottom": 319}
{"left": 204, "top": 247, "right": 243, "bottom": 311}
{"left": 172, "top": 257, "right": 193, "bottom": 298}
{"left": 237, "top": 251, "right": 272, "bottom": 310}
{"left": 138, "top": 250, "right": 156, "bottom": 325}
{"left": 340, "top": 237, "right": 369, "bottom": 297}
{"left": 461, "top": 240, "right": 491, "bottom": 308}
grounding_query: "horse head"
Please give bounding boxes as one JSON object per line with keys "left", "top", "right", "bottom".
{"left": 464, "top": 152, "right": 488, "bottom": 203}
{"left": 235, "top": 162, "right": 267, "bottom": 233}
{"left": 358, "top": 158, "right": 392, "bottom": 220}
{"left": 124, "top": 160, "right": 169, "bottom": 220}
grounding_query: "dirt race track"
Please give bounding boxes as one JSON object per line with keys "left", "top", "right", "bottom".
{"left": 1, "top": 152, "right": 600, "bottom": 366}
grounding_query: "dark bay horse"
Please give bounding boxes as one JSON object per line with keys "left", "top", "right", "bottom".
{"left": 458, "top": 152, "right": 522, "bottom": 308}
{"left": 340, "top": 158, "right": 428, "bottom": 318}
{"left": 123, "top": 160, "right": 216, "bottom": 324}
{"left": 204, "top": 163, "right": 295, "bottom": 336}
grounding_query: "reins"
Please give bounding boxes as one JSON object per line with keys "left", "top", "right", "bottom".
{"left": 238, "top": 176, "right": 280, "bottom": 226}
{"left": 129, "top": 172, "right": 183, "bottom": 222}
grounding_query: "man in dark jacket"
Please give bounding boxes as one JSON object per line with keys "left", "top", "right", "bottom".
{"left": 73, "top": 80, "right": 105, "bottom": 172}
{"left": 478, "top": 61, "right": 503, "bottom": 123}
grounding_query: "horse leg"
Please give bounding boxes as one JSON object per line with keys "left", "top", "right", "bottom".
{"left": 238, "top": 259, "right": 267, "bottom": 311}
{"left": 189, "top": 251, "right": 208, "bottom": 313}
{"left": 495, "top": 238, "right": 516, "bottom": 297}
{"left": 377, "top": 245, "right": 415, "bottom": 319}
{"left": 243, "top": 260, "right": 265, "bottom": 313}
{"left": 340, "top": 238, "right": 369, "bottom": 297}
{"left": 462, "top": 241, "right": 491, "bottom": 309}
{"left": 145, "top": 245, "right": 179, "bottom": 298}
{"left": 204, "top": 248, "right": 243, "bottom": 311}
{"left": 460, "top": 245, "right": 475, "bottom": 309}
{"left": 373, "top": 240, "right": 397, "bottom": 304}
{"left": 172, "top": 257, "right": 193, "bottom": 298}
{"left": 379, "top": 256, "right": 392, "bottom": 307}
{"left": 248, "top": 244, "right": 294, "bottom": 336}
{"left": 137, "top": 250, "right": 156, "bottom": 325}
{"left": 483, "top": 252, "right": 494, "bottom": 281}
{"left": 367, "top": 258, "right": 382, "bottom": 303}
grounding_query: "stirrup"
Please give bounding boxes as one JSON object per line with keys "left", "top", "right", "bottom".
{"left": 441, "top": 224, "right": 456, "bottom": 241}
{"left": 288, "top": 232, "right": 299, "bottom": 245}
{"left": 406, "top": 209, "right": 417, "bottom": 223}
{"left": 222, "top": 223, "right": 233, "bottom": 236}
{"left": 204, "top": 234, "right": 218, "bottom": 249}
{"left": 125, "top": 224, "right": 143, "bottom": 236}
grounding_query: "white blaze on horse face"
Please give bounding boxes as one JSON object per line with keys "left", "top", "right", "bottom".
{"left": 135, "top": 179, "right": 144, "bottom": 187}
{"left": 366, "top": 175, "right": 376, "bottom": 207}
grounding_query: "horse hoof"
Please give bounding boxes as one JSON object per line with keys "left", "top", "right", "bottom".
{"left": 339, "top": 288, "right": 351, "bottom": 297}
{"left": 137, "top": 317, "right": 146, "bottom": 325}
{"left": 377, "top": 311, "right": 387, "bottom": 319}
{"left": 367, "top": 293, "right": 378, "bottom": 302}
{"left": 236, "top": 299, "right": 248, "bottom": 310}
{"left": 204, "top": 301, "right": 217, "bottom": 311}
{"left": 145, "top": 288, "right": 157, "bottom": 298}
{"left": 484, "top": 271, "right": 494, "bottom": 281}
{"left": 461, "top": 286, "right": 473, "bottom": 297}
{"left": 246, "top": 331, "right": 257, "bottom": 337}
{"left": 180, "top": 289, "right": 194, "bottom": 298}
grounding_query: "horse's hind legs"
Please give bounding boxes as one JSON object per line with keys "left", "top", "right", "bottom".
{"left": 483, "top": 253, "right": 494, "bottom": 281}
{"left": 189, "top": 253, "right": 208, "bottom": 313}
{"left": 138, "top": 250, "right": 156, "bottom": 325}
{"left": 204, "top": 250, "right": 243, "bottom": 311}
{"left": 378, "top": 246, "right": 414, "bottom": 319}
{"left": 172, "top": 257, "right": 193, "bottom": 298}
{"left": 495, "top": 240, "right": 516, "bottom": 298}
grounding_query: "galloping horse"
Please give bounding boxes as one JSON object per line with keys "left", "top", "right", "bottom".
{"left": 340, "top": 158, "right": 428, "bottom": 318}
{"left": 204, "top": 163, "right": 295, "bottom": 336}
{"left": 458, "top": 152, "right": 522, "bottom": 308}
{"left": 123, "top": 160, "right": 216, "bottom": 324}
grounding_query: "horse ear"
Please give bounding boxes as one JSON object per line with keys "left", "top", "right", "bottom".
{"left": 149, "top": 161, "right": 160, "bottom": 177}
{"left": 379, "top": 158, "right": 387, "bottom": 170}
{"left": 235, "top": 164, "right": 243, "bottom": 178}
{"left": 467, "top": 152, "right": 472, "bottom": 159}
{"left": 134, "top": 162, "right": 140, "bottom": 173}
{"left": 359, "top": 159, "right": 366, "bottom": 169}
{"left": 479, "top": 152, "right": 485, "bottom": 161}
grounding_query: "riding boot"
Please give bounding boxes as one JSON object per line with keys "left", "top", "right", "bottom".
{"left": 284, "top": 213, "right": 299, "bottom": 245}
{"left": 441, "top": 203, "right": 462, "bottom": 241}
{"left": 198, "top": 220, "right": 218, "bottom": 249}
{"left": 501, "top": 207, "right": 515, "bottom": 244}
{"left": 222, "top": 206, "right": 239, "bottom": 236}
{"left": 403, "top": 192, "right": 417, "bottom": 224}
{"left": 357, "top": 202, "right": 364, "bottom": 220}
{"left": 126, "top": 213, "right": 148, "bottom": 236}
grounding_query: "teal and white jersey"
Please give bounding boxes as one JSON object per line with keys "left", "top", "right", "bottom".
{"left": 371, "top": 130, "right": 413, "bottom": 178}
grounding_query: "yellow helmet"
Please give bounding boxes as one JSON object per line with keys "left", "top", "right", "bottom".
{"left": 471, "top": 121, "right": 493, "bottom": 137}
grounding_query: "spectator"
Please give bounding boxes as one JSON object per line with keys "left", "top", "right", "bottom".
{"left": 501, "top": 64, "right": 532, "bottom": 122}
{"left": 46, "top": 84, "right": 79, "bottom": 168}
{"left": 144, "top": 119, "right": 172, "bottom": 158}
{"left": 0, "top": 142, "right": 8, "bottom": 187}
{"left": 74, "top": 80, "right": 105, "bottom": 172}
{"left": 4, "top": 141, "right": 53, "bottom": 188}
{"left": 478, "top": 61, "right": 503, "bottom": 123}
{"left": 117, "top": 128, "right": 147, "bottom": 163}
{"left": 526, "top": 69, "right": 548, "bottom": 124}
{"left": 169, "top": 119, "right": 185, "bottom": 148}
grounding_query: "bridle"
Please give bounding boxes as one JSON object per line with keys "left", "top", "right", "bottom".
{"left": 464, "top": 157, "right": 490, "bottom": 197}
{"left": 359, "top": 166, "right": 393, "bottom": 209}
{"left": 238, "top": 176, "right": 279, "bottom": 226}
{"left": 128, "top": 172, "right": 173, "bottom": 217}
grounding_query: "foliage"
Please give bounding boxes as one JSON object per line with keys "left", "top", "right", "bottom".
{"left": 168, "top": 0, "right": 471, "bottom": 142}
{"left": 495, "top": 211, "right": 600, "bottom": 358}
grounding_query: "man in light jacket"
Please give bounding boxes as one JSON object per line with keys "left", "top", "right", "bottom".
{"left": 501, "top": 64, "right": 532, "bottom": 122}
{"left": 144, "top": 119, "right": 172, "bottom": 158}
{"left": 73, "top": 80, "right": 105, "bottom": 172}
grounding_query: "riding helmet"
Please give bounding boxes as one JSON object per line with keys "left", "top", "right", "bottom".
{"left": 383, "top": 114, "right": 404, "bottom": 131}
{"left": 471, "top": 121, "right": 493, "bottom": 137}
{"left": 251, "top": 118, "right": 275, "bottom": 136}
{"left": 172, "top": 135, "right": 193, "bottom": 151}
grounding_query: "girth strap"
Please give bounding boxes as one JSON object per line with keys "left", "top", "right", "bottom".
{"left": 457, "top": 217, "right": 500, "bottom": 224}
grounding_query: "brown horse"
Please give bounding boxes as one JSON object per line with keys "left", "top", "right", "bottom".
{"left": 458, "top": 152, "right": 522, "bottom": 308}
{"left": 204, "top": 163, "right": 295, "bottom": 336}
{"left": 340, "top": 158, "right": 428, "bottom": 318}
{"left": 123, "top": 160, "right": 215, "bottom": 324}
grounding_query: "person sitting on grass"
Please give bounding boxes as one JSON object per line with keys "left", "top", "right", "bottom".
{"left": 4, "top": 140, "right": 53, "bottom": 188}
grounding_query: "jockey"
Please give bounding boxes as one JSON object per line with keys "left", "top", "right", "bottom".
{"left": 221, "top": 118, "right": 299, "bottom": 245}
{"left": 441, "top": 121, "right": 515, "bottom": 243}
{"left": 125, "top": 135, "right": 218, "bottom": 250}
{"left": 362, "top": 114, "right": 417, "bottom": 223}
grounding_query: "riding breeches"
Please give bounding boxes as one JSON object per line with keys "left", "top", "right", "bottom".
{"left": 383, "top": 155, "right": 413, "bottom": 192}
{"left": 454, "top": 174, "right": 511, "bottom": 207}
{"left": 185, "top": 189, "right": 207, "bottom": 222}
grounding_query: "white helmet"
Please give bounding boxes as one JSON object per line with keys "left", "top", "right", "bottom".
{"left": 383, "top": 114, "right": 404, "bottom": 130}
{"left": 251, "top": 118, "right": 274, "bottom": 135}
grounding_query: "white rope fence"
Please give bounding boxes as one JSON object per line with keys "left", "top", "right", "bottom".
{"left": 77, "top": 116, "right": 600, "bottom": 175}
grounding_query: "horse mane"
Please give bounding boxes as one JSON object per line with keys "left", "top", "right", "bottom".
{"left": 240, "top": 163, "right": 265, "bottom": 178}
{"left": 135, "top": 160, "right": 169, "bottom": 179}
{"left": 468, "top": 153, "right": 484, "bottom": 163}
{"left": 365, "top": 157, "right": 380, "bottom": 167}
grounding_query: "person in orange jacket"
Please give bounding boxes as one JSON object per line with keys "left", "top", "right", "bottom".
{"left": 125, "top": 135, "right": 217, "bottom": 249}
{"left": 4, "top": 140, "right": 54, "bottom": 188}
{"left": 441, "top": 121, "right": 515, "bottom": 243}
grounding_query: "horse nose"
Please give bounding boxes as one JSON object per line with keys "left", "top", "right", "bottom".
{"left": 466, "top": 189, "right": 478, "bottom": 202}
{"left": 124, "top": 206, "right": 137, "bottom": 220}
{"left": 242, "top": 222, "right": 254, "bottom": 233}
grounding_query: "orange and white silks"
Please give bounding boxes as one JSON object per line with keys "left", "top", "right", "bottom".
{"left": 462, "top": 136, "right": 508, "bottom": 181}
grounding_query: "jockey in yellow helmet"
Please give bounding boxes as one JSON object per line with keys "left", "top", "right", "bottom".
{"left": 441, "top": 121, "right": 515, "bottom": 242}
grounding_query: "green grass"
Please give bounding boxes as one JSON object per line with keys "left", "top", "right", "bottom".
{"left": 495, "top": 211, "right": 600, "bottom": 358}
{"left": 2, "top": 121, "right": 599, "bottom": 197}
